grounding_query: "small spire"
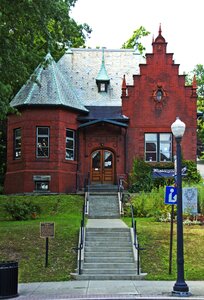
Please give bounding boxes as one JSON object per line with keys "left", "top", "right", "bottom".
{"left": 122, "top": 75, "right": 127, "bottom": 89}
{"left": 96, "top": 48, "right": 110, "bottom": 81}
{"left": 191, "top": 74, "right": 197, "bottom": 98}
{"left": 122, "top": 75, "right": 127, "bottom": 97}
{"left": 159, "top": 23, "right": 162, "bottom": 36}
{"left": 192, "top": 74, "right": 197, "bottom": 89}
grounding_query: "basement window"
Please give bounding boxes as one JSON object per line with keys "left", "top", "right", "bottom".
{"left": 33, "top": 175, "right": 51, "bottom": 192}
{"left": 35, "top": 181, "right": 49, "bottom": 191}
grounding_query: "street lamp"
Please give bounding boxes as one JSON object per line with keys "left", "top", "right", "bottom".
{"left": 171, "top": 117, "right": 190, "bottom": 296}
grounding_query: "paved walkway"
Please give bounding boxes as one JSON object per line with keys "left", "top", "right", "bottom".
{"left": 87, "top": 219, "right": 128, "bottom": 228}
{"left": 18, "top": 280, "right": 204, "bottom": 299}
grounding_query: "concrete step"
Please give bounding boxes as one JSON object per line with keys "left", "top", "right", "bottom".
{"left": 88, "top": 185, "right": 118, "bottom": 193}
{"left": 85, "top": 235, "right": 131, "bottom": 240}
{"left": 74, "top": 274, "right": 145, "bottom": 280}
{"left": 84, "top": 257, "right": 134, "bottom": 263}
{"left": 86, "top": 233, "right": 130, "bottom": 238}
{"left": 84, "top": 251, "right": 133, "bottom": 257}
{"left": 85, "top": 242, "right": 132, "bottom": 247}
{"left": 83, "top": 262, "right": 136, "bottom": 269}
{"left": 82, "top": 268, "right": 137, "bottom": 275}
{"left": 86, "top": 228, "right": 129, "bottom": 232}
{"left": 88, "top": 215, "right": 120, "bottom": 219}
{"left": 85, "top": 246, "right": 132, "bottom": 252}
{"left": 88, "top": 194, "right": 120, "bottom": 218}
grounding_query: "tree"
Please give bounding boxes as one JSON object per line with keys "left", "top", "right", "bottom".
{"left": 0, "top": 0, "right": 92, "bottom": 187}
{"left": 122, "top": 26, "right": 150, "bottom": 55}
{"left": 186, "top": 65, "right": 204, "bottom": 158}
{"left": 0, "top": 0, "right": 92, "bottom": 120}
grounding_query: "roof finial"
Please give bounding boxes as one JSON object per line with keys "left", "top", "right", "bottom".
{"left": 191, "top": 74, "right": 197, "bottom": 98}
{"left": 96, "top": 47, "right": 110, "bottom": 82}
{"left": 192, "top": 74, "right": 197, "bottom": 89}
{"left": 122, "top": 75, "right": 127, "bottom": 90}
{"left": 122, "top": 75, "right": 127, "bottom": 97}
{"left": 159, "top": 23, "right": 162, "bottom": 36}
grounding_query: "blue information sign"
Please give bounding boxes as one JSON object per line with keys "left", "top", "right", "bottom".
{"left": 165, "top": 186, "right": 177, "bottom": 205}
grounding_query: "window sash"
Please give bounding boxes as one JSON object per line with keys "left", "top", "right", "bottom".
{"left": 36, "top": 127, "right": 49, "bottom": 158}
{"left": 14, "top": 128, "right": 21, "bottom": 159}
{"left": 66, "top": 129, "right": 75, "bottom": 160}
{"left": 35, "top": 181, "right": 49, "bottom": 191}
{"left": 145, "top": 133, "right": 172, "bottom": 162}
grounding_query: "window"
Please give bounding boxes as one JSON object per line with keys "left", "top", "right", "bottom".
{"left": 36, "top": 127, "right": 49, "bottom": 158}
{"left": 100, "top": 83, "right": 106, "bottom": 92}
{"left": 14, "top": 128, "right": 21, "bottom": 159}
{"left": 35, "top": 181, "right": 49, "bottom": 191}
{"left": 96, "top": 81, "right": 109, "bottom": 92}
{"left": 156, "top": 89, "right": 163, "bottom": 102}
{"left": 66, "top": 129, "right": 75, "bottom": 160}
{"left": 145, "top": 133, "right": 172, "bottom": 162}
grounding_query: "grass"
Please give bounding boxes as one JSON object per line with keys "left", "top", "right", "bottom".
{"left": 0, "top": 194, "right": 204, "bottom": 282}
{"left": 0, "top": 194, "right": 84, "bottom": 283}
{"left": 123, "top": 217, "right": 204, "bottom": 280}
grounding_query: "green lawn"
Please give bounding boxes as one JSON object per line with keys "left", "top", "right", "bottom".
{"left": 0, "top": 194, "right": 204, "bottom": 282}
{"left": 0, "top": 194, "right": 84, "bottom": 283}
{"left": 124, "top": 217, "right": 204, "bottom": 280}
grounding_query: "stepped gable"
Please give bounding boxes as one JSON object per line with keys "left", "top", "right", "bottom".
{"left": 10, "top": 53, "right": 88, "bottom": 113}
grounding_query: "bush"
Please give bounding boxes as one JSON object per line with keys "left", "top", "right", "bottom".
{"left": 3, "top": 200, "right": 41, "bottom": 220}
{"left": 126, "top": 187, "right": 173, "bottom": 219}
{"left": 182, "top": 160, "right": 202, "bottom": 183}
{"left": 128, "top": 158, "right": 153, "bottom": 193}
{"left": 128, "top": 159, "right": 201, "bottom": 193}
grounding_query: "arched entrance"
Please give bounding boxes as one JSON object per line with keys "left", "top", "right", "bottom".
{"left": 91, "top": 149, "right": 115, "bottom": 184}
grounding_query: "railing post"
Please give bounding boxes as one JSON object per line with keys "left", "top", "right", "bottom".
{"left": 137, "top": 243, "right": 140, "bottom": 275}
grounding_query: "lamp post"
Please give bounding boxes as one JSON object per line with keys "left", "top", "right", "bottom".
{"left": 171, "top": 117, "right": 190, "bottom": 296}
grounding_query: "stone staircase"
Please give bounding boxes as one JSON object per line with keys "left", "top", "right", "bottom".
{"left": 88, "top": 194, "right": 120, "bottom": 218}
{"left": 74, "top": 226, "right": 144, "bottom": 280}
{"left": 73, "top": 185, "right": 146, "bottom": 280}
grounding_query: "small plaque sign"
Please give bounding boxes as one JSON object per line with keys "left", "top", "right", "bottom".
{"left": 40, "top": 222, "right": 55, "bottom": 238}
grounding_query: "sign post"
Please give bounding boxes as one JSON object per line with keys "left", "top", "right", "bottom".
{"left": 40, "top": 222, "right": 55, "bottom": 267}
{"left": 165, "top": 186, "right": 177, "bottom": 275}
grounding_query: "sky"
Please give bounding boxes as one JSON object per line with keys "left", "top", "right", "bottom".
{"left": 71, "top": 0, "right": 204, "bottom": 74}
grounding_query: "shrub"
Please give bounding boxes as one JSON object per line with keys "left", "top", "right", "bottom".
{"left": 3, "top": 200, "right": 41, "bottom": 220}
{"left": 128, "top": 159, "right": 201, "bottom": 193}
{"left": 127, "top": 187, "right": 173, "bottom": 219}
{"left": 182, "top": 160, "right": 202, "bottom": 183}
{"left": 128, "top": 158, "right": 153, "bottom": 193}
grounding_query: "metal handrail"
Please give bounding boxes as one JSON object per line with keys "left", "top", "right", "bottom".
{"left": 118, "top": 177, "right": 124, "bottom": 214}
{"left": 78, "top": 174, "right": 91, "bottom": 274}
{"left": 78, "top": 203, "right": 85, "bottom": 275}
{"left": 130, "top": 204, "right": 145, "bottom": 275}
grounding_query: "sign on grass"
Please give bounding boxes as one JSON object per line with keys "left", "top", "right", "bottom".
{"left": 40, "top": 222, "right": 55, "bottom": 238}
{"left": 182, "top": 188, "right": 198, "bottom": 215}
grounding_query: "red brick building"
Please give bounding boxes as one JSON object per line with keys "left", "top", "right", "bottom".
{"left": 4, "top": 27, "right": 197, "bottom": 194}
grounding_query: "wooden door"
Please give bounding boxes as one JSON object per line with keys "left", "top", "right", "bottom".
{"left": 91, "top": 150, "right": 114, "bottom": 184}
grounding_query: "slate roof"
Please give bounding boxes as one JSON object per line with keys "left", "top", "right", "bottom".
{"left": 78, "top": 106, "right": 129, "bottom": 121}
{"left": 10, "top": 53, "right": 88, "bottom": 113}
{"left": 58, "top": 48, "right": 145, "bottom": 107}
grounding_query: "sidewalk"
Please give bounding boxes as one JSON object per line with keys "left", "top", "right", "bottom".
{"left": 18, "top": 280, "right": 204, "bottom": 299}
